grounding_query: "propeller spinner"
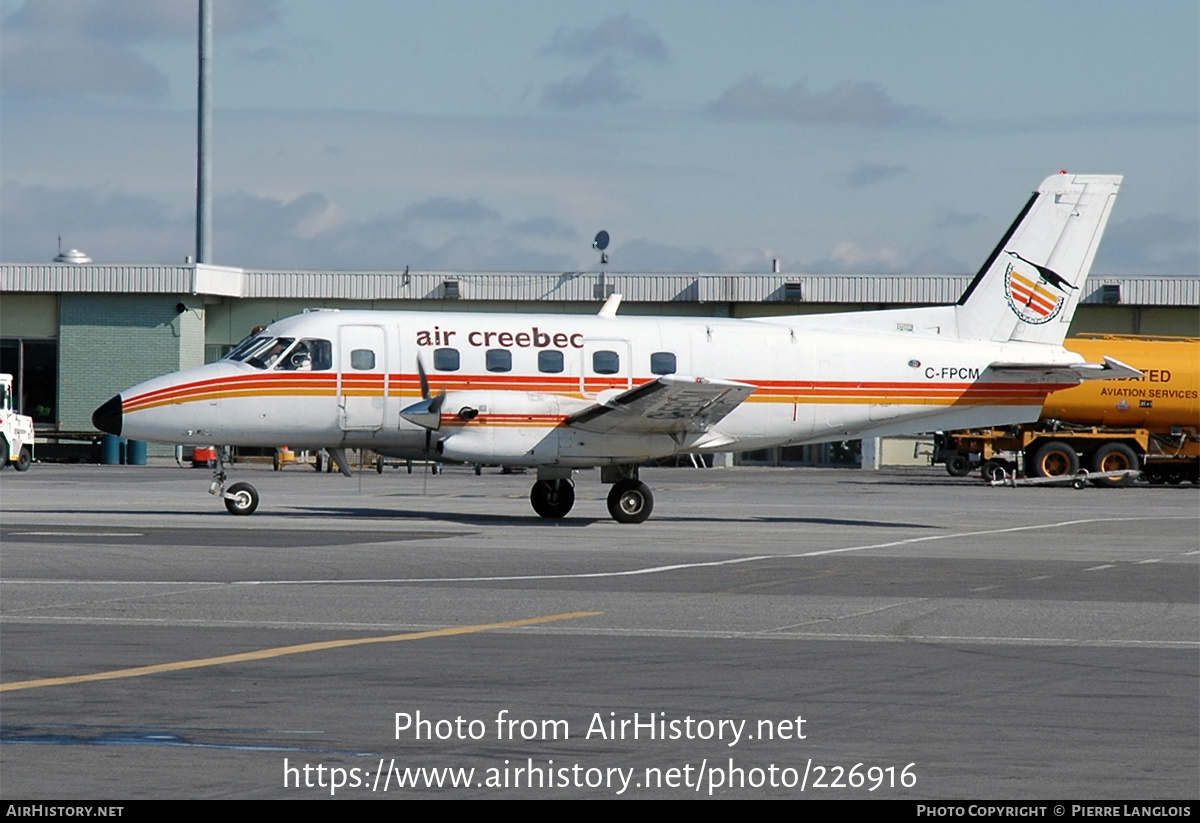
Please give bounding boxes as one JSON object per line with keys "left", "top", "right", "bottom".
{"left": 401, "top": 356, "right": 445, "bottom": 431}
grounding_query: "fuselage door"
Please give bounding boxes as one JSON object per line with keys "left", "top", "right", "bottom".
{"left": 581, "top": 338, "right": 632, "bottom": 399}
{"left": 338, "top": 325, "right": 388, "bottom": 431}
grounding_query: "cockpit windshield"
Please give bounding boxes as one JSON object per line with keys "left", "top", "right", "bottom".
{"left": 225, "top": 334, "right": 268, "bottom": 362}
{"left": 224, "top": 336, "right": 332, "bottom": 371}
{"left": 227, "top": 337, "right": 294, "bottom": 369}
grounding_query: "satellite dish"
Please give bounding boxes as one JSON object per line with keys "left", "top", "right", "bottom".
{"left": 593, "top": 230, "right": 610, "bottom": 251}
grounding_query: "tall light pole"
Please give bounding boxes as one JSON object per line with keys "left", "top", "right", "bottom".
{"left": 196, "top": 0, "right": 212, "bottom": 264}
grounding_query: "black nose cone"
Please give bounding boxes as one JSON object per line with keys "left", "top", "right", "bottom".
{"left": 92, "top": 395, "right": 123, "bottom": 436}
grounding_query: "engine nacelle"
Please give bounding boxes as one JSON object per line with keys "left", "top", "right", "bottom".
{"left": 435, "top": 391, "right": 570, "bottom": 465}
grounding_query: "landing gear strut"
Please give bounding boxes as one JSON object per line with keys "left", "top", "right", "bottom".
{"left": 209, "top": 447, "right": 260, "bottom": 516}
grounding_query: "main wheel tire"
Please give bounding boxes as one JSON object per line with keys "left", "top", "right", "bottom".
{"left": 15, "top": 445, "right": 31, "bottom": 472}
{"left": 272, "top": 451, "right": 281, "bottom": 471}
{"left": 607, "top": 479, "right": 654, "bottom": 524}
{"left": 1029, "top": 441, "right": 1079, "bottom": 478}
{"left": 530, "top": 479, "right": 575, "bottom": 519}
{"left": 376, "top": 456, "right": 384, "bottom": 474}
{"left": 1090, "top": 443, "right": 1139, "bottom": 488}
{"left": 945, "top": 455, "right": 971, "bottom": 477}
{"left": 224, "top": 481, "right": 259, "bottom": 516}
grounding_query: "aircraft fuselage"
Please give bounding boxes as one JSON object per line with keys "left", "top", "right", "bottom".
{"left": 101, "top": 307, "right": 1078, "bottom": 466}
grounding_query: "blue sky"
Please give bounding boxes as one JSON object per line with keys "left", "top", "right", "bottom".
{"left": 2, "top": 0, "right": 1197, "bottom": 275}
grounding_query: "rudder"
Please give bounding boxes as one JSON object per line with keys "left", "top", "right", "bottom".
{"left": 955, "top": 172, "right": 1121, "bottom": 345}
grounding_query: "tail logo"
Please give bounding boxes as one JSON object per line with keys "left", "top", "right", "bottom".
{"left": 1002, "top": 252, "right": 1072, "bottom": 325}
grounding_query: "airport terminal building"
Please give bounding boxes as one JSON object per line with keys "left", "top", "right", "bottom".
{"left": 2, "top": 262, "right": 1197, "bottom": 464}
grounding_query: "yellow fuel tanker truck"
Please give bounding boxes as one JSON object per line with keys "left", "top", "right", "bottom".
{"left": 935, "top": 334, "right": 1199, "bottom": 486}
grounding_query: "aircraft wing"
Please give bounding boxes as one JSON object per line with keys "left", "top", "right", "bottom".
{"left": 987, "top": 356, "right": 1144, "bottom": 382}
{"left": 565, "top": 375, "right": 757, "bottom": 434}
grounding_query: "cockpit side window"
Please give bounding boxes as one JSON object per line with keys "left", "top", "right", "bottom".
{"left": 277, "top": 339, "right": 332, "bottom": 371}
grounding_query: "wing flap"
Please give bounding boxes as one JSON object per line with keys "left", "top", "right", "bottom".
{"left": 566, "top": 375, "right": 756, "bottom": 434}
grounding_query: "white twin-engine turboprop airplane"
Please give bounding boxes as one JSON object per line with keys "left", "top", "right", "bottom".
{"left": 94, "top": 172, "right": 1137, "bottom": 523}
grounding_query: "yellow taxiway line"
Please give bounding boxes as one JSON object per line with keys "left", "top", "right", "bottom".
{"left": 0, "top": 611, "right": 602, "bottom": 693}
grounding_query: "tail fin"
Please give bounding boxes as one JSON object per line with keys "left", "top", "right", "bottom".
{"left": 955, "top": 172, "right": 1121, "bottom": 345}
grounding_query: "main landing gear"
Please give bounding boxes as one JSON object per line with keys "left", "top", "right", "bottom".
{"left": 530, "top": 478, "right": 575, "bottom": 518}
{"left": 209, "top": 447, "right": 260, "bottom": 516}
{"left": 607, "top": 478, "right": 653, "bottom": 524}
{"left": 529, "top": 465, "right": 654, "bottom": 524}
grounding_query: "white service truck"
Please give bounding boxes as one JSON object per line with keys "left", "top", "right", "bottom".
{"left": 1, "top": 374, "right": 34, "bottom": 471}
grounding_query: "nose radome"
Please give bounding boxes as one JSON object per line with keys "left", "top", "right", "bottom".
{"left": 92, "top": 395, "right": 123, "bottom": 436}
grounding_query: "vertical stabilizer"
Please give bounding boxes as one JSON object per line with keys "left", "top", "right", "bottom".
{"left": 955, "top": 172, "right": 1121, "bottom": 345}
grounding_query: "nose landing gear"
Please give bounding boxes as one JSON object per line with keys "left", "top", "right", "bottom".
{"left": 209, "top": 447, "right": 261, "bottom": 516}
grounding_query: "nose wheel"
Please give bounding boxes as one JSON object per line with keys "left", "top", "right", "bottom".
{"left": 208, "top": 447, "right": 261, "bottom": 516}
{"left": 223, "top": 481, "right": 260, "bottom": 515}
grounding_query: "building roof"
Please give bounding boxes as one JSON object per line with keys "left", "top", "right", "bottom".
{"left": 2, "top": 263, "right": 1196, "bottom": 306}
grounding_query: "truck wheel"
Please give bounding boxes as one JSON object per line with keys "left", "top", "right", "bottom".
{"left": 1090, "top": 443, "right": 1138, "bottom": 488}
{"left": 0, "top": 435, "right": 8, "bottom": 470}
{"left": 945, "top": 455, "right": 971, "bottom": 477}
{"left": 1030, "top": 441, "right": 1079, "bottom": 479}
{"left": 980, "top": 459, "right": 1009, "bottom": 482}
{"left": 15, "top": 445, "right": 32, "bottom": 471}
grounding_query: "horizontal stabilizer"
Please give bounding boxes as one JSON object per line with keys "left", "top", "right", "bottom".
{"left": 987, "top": 356, "right": 1144, "bottom": 383}
{"left": 566, "top": 375, "right": 756, "bottom": 434}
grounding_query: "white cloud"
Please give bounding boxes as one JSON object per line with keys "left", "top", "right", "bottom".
{"left": 846, "top": 163, "right": 908, "bottom": 187}
{"left": 1092, "top": 214, "right": 1199, "bottom": 274}
{"left": 543, "top": 14, "right": 667, "bottom": 62}
{"left": 541, "top": 58, "right": 636, "bottom": 108}
{"left": 710, "top": 76, "right": 937, "bottom": 128}
{"left": 0, "top": 0, "right": 279, "bottom": 99}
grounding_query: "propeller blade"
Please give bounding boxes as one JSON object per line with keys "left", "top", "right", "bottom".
{"left": 417, "top": 356, "right": 430, "bottom": 400}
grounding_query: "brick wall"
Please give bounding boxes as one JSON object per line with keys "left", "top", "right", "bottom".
{"left": 58, "top": 294, "right": 205, "bottom": 432}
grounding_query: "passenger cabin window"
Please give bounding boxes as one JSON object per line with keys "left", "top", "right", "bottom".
{"left": 486, "top": 349, "right": 512, "bottom": 373}
{"left": 538, "top": 350, "right": 564, "bottom": 374}
{"left": 650, "top": 352, "right": 677, "bottom": 375}
{"left": 277, "top": 338, "right": 332, "bottom": 371}
{"left": 434, "top": 348, "right": 460, "bottom": 371}
{"left": 350, "top": 349, "right": 376, "bottom": 370}
{"left": 592, "top": 350, "right": 620, "bottom": 375}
